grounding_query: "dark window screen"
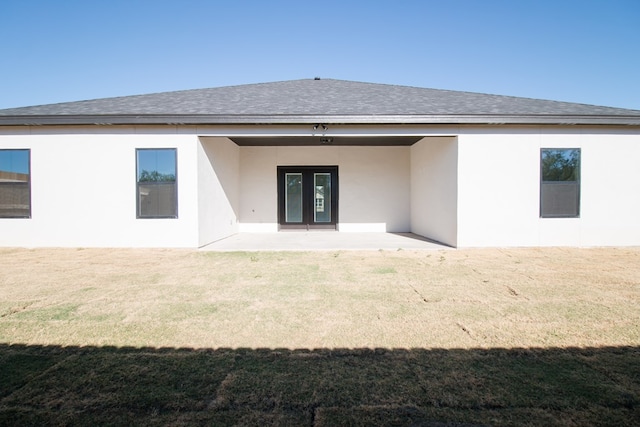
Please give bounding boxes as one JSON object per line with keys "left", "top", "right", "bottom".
{"left": 540, "top": 148, "right": 580, "bottom": 218}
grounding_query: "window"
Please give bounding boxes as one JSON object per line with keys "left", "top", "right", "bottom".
{"left": 540, "top": 148, "right": 580, "bottom": 218}
{"left": 0, "top": 149, "right": 30, "bottom": 218}
{"left": 136, "top": 149, "right": 177, "bottom": 218}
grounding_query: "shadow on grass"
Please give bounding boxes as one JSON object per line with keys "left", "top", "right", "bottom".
{"left": 0, "top": 344, "right": 638, "bottom": 426}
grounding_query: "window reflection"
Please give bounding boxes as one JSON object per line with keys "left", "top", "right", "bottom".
{"left": 136, "top": 149, "right": 177, "bottom": 218}
{"left": 0, "top": 149, "right": 30, "bottom": 218}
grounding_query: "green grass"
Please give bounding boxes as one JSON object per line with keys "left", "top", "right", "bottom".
{"left": 372, "top": 266, "right": 397, "bottom": 274}
{"left": 11, "top": 303, "right": 79, "bottom": 321}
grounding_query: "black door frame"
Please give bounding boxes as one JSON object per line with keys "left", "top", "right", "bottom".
{"left": 277, "top": 166, "right": 338, "bottom": 230}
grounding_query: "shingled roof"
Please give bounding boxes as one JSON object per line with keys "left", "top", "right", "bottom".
{"left": 1, "top": 79, "right": 640, "bottom": 126}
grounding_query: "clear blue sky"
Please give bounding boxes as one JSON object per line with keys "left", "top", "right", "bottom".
{"left": 1, "top": 0, "right": 639, "bottom": 110}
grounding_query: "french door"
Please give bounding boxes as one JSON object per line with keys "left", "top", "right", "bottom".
{"left": 277, "top": 166, "right": 338, "bottom": 230}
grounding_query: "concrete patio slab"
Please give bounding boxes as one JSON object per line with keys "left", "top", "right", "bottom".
{"left": 199, "top": 232, "right": 450, "bottom": 251}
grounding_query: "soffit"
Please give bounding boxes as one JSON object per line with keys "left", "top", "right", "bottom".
{"left": 229, "top": 136, "right": 423, "bottom": 146}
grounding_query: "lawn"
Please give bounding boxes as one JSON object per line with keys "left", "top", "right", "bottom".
{"left": 0, "top": 247, "right": 639, "bottom": 425}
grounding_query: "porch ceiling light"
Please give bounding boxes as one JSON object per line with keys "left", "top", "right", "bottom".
{"left": 320, "top": 137, "right": 333, "bottom": 144}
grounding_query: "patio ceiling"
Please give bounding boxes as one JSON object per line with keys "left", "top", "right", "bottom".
{"left": 229, "top": 136, "right": 423, "bottom": 146}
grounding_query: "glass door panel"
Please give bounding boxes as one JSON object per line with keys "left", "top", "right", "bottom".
{"left": 285, "top": 173, "right": 303, "bottom": 222}
{"left": 278, "top": 166, "right": 337, "bottom": 230}
{"left": 314, "top": 173, "right": 331, "bottom": 223}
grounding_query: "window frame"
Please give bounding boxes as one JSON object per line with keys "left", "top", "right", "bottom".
{"left": 540, "top": 148, "right": 581, "bottom": 218}
{"left": 0, "top": 149, "right": 31, "bottom": 219}
{"left": 136, "top": 148, "right": 178, "bottom": 219}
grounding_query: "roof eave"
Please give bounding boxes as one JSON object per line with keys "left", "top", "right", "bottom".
{"left": 1, "top": 114, "right": 640, "bottom": 126}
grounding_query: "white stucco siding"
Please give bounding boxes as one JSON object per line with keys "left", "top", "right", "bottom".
{"left": 2, "top": 124, "right": 639, "bottom": 248}
{"left": 410, "top": 137, "right": 458, "bottom": 247}
{"left": 0, "top": 132, "right": 200, "bottom": 247}
{"left": 456, "top": 129, "right": 541, "bottom": 247}
{"left": 576, "top": 130, "right": 640, "bottom": 246}
{"left": 197, "top": 137, "right": 240, "bottom": 246}
{"left": 238, "top": 145, "right": 411, "bottom": 232}
{"left": 333, "top": 146, "right": 410, "bottom": 232}
{"left": 237, "top": 147, "right": 278, "bottom": 232}
{"left": 456, "top": 127, "right": 640, "bottom": 247}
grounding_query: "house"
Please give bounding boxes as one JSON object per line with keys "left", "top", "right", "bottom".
{"left": 1, "top": 78, "right": 639, "bottom": 248}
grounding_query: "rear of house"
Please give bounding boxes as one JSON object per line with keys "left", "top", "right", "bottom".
{"left": 1, "top": 79, "right": 639, "bottom": 248}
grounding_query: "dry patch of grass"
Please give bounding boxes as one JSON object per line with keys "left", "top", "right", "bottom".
{"left": 0, "top": 247, "right": 639, "bottom": 425}
{"left": 1, "top": 247, "right": 638, "bottom": 349}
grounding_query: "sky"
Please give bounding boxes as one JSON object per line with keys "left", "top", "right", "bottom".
{"left": 0, "top": 149, "right": 29, "bottom": 174}
{"left": 1, "top": 0, "right": 639, "bottom": 110}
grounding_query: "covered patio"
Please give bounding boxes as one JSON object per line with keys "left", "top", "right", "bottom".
{"left": 199, "top": 134, "right": 458, "bottom": 248}
{"left": 199, "top": 232, "right": 450, "bottom": 251}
